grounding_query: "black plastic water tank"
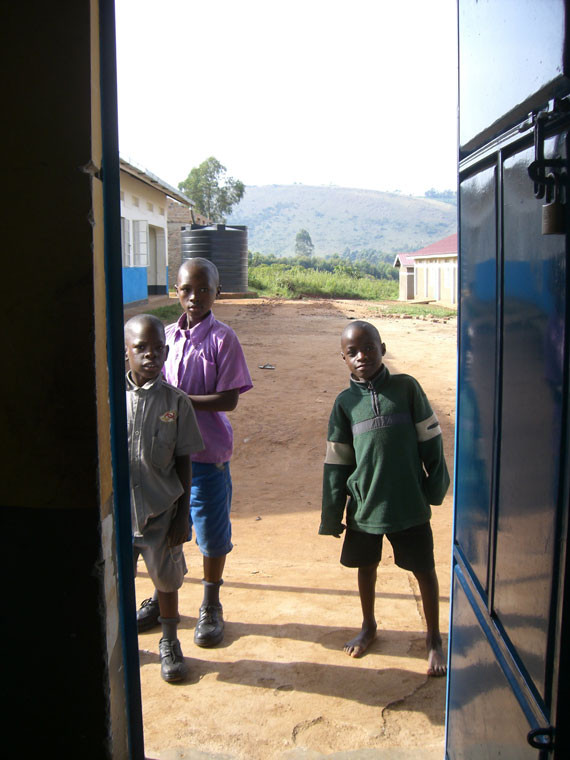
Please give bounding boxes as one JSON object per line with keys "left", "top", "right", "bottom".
{"left": 180, "top": 224, "right": 248, "bottom": 293}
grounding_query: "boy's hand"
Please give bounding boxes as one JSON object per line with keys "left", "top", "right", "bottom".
{"left": 168, "top": 504, "right": 190, "bottom": 547}
{"left": 318, "top": 523, "right": 346, "bottom": 538}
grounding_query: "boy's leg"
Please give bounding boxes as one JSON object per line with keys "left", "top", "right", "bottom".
{"left": 194, "top": 554, "right": 226, "bottom": 647}
{"left": 414, "top": 567, "right": 447, "bottom": 677}
{"left": 191, "top": 463, "right": 232, "bottom": 648}
{"left": 344, "top": 561, "right": 379, "bottom": 658}
{"left": 136, "top": 512, "right": 188, "bottom": 682}
{"left": 388, "top": 521, "right": 446, "bottom": 676}
{"left": 158, "top": 591, "right": 188, "bottom": 684}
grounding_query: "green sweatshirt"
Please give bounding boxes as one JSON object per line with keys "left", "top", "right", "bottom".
{"left": 320, "top": 365, "right": 449, "bottom": 536}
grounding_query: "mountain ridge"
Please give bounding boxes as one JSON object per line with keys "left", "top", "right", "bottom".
{"left": 226, "top": 184, "right": 457, "bottom": 257}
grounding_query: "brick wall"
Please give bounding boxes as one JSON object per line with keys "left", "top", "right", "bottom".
{"left": 167, "top": 200, "right": 192, "bottom": 289}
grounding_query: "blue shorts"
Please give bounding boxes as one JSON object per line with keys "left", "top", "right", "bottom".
{"left": 189, "top": 461, "right": 233, "bottom": 557}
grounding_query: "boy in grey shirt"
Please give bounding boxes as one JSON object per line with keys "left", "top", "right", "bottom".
{"left": 125, "top": 314, "right": 204, "bottom": 682}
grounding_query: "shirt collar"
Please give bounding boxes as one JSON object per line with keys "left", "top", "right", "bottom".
{"left": 125, "top": 371, "right": 163, "bottom": 392}
{"left": 350, "top": 364, "right": 390, "bottom": 390}
{"left": 175, "top": 310, "right": 215, "bottom": 346}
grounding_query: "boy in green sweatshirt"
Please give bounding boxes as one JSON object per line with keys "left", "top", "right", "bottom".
{"left": 320, "top": 321, "right": 449, "bottom": 676}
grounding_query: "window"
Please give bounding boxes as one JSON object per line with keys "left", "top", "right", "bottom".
{"left": 133, "top": 220, "right": 149, "bottom": 266}
{"left": 132, "top": 196, "right": 139, "bottom": 207}
{"left": 121, "top": 217, "right": 131, "bottom": 266}
{"left": 147, "top": 201, "right": 154, "bottom": 212}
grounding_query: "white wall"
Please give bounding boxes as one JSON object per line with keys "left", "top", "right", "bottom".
{"left": 120, "top": 172, "right": 169, "bottom": 289}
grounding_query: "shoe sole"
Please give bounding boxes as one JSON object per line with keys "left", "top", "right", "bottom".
{"left": 194, "top": 629, "right": 224, "bottom": 648}
{"left": 161, "top": 670, "right": 186, "bottom": 683}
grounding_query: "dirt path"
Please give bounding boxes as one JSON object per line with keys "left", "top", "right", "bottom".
{"left": 129, "top": 297, "right": 457, "bottom": 759}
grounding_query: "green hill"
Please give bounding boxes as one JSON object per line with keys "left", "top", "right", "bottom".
{"left": 226, "top": 184, "right": 456, "bottom": 257}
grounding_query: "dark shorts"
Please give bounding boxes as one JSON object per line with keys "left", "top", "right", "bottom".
{"left": 340, "top": 521, "right": 435, "bottom": 573}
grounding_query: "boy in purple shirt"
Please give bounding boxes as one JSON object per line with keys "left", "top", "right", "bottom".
{"left": 136, "top": 257, "right": 252, "bottom": 648}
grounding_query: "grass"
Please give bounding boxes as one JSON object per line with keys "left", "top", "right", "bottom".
{"left": 248, "top": 264, "right": 398, "bottom": 301}
{"left": 370, "top": 302, "right": 457, "bottom": 318}
{"left": 147, "top": 304, "right": 183, "bottom": 322}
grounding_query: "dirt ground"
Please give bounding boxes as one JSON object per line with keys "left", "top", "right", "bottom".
{"left": 126, "top": 296, "right": 457, "bottom": 760}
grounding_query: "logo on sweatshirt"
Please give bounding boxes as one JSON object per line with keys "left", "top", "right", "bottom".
{"left": 160, "top": 410, "right": 177, "bottom": 423}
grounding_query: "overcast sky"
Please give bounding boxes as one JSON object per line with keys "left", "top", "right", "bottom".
{"left": 115, "top": 0, "right": 458, "bottom": 196}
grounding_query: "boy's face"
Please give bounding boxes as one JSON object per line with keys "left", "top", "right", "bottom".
{"left": 175, "top": 263, "right": 221, "bottom": 327}
{"left": 341, "top": 325, "right": 386, "bottom": 382}
{"left": 125, "top": 321, "right": 168, "bottom": 387}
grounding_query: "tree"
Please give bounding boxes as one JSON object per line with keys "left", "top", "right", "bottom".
{"left": 295, "top": 229, "right": 314, "bottom": 257}
{"left": 178, "top": 157, "right": 245, "bottom": 222}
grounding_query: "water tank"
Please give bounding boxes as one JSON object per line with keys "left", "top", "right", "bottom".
{"left": 180, "top": 224, "right": 248, "bottom": 293}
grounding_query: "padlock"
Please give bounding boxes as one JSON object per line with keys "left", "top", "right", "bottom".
{"left": 542, "top": 177, "right": 565, "bottom": 235}
{"left": 542, "top": 198, "right": 565, "bottom": 234}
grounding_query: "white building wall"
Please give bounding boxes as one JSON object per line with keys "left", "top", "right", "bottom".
{"left": 120, "top": 173, "right": 169, "bottom": 289}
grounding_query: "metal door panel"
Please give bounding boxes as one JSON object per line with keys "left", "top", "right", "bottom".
{"left": 455, "top": 165, "right": 497, "bottom": 590}
{"left": 494, "top": 138, "right": 567, "bottom": 701}
{"left": 450, "top": 3, "right": 570, "bottom": 757}
{"left": 447, "top": 567, "right": 539, "bottom": 760}
{"left": 459, "top": 0, "right": 568, "bottom": 154}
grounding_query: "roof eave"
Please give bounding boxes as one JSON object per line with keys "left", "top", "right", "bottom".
{"left": 119, "top": 157, "right": 194, "bottom": 207}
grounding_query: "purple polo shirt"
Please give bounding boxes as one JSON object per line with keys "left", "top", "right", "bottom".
{"left": 163, "top": 311, "right": 252, "bottom": 463}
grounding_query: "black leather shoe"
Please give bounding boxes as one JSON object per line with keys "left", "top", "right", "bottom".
{"left": 136, "top": 597, "right": 160, "bottom": 632}
{"left": 159, "top": 638, "right": 187, "bottom": 683}
{"left": 194, "top": 604, "right": 224, "bottom": 647}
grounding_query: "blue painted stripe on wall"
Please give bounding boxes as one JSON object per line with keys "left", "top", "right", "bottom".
{"left": 122, "top": 267, "right": 147, "bottom": 304}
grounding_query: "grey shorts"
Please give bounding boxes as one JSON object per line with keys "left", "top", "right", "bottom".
{"left": 133, "top": 509, "right": 187, "bottom": 593}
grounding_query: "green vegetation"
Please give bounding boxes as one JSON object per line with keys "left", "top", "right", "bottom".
{"left": 226, "top": 184, "right": 456, "bottom": 256}
{"left": 249, "top": 249, "right": 398, "bottom": 280}
{"left": 147, "top": 303, "right": 182, "bottom": 322}
{"left": 295, "top": 228, "right": 314, "bottom": 256}
{"left": 178, "top": 156, "right": 245, "bottom": 222}
{"left": 248, "top": 258, "right": 398, "bottom": 300}
{"left": 371, "top": 302, "right": 457, "bottom": 318}
{"left": 146, "top": 249, "right": 457, "bottom": 316}
{"left": 247, "top": 250, "right": 399, "bottom": 301}
{"left": 424, "top": 188, "right": 457, "bottom": 206}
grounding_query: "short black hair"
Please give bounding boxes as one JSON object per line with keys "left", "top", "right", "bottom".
{"left": 178, "top": 257, "right": 220, "bottom": 287}
{"left": 341, "top": 320, "right": 382, "bottom": 345}
{"left": 124, "top": 313, "right": 165, "bottom": 341}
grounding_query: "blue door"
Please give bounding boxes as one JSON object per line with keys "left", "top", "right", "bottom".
{"left": 446, "top": 3, "right": 570, "bottom": 758}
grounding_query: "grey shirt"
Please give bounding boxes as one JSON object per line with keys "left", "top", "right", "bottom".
{"left": 126, "top": 372, "right": 204, "bottom": 535}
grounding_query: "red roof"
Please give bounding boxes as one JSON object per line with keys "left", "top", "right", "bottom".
{"left": 411, "top": 233, "right": 457, "bottom": 259}
{"left": 393, "top": 251, "right": 417, "bottom": 267}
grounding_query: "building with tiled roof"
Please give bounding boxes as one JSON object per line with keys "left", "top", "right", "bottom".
{"left": 394, "top": 233, "right": 458, "bottom": 305}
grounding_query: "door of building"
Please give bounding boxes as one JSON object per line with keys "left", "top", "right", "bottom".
{"left": 446, "top": 3, "right": 570, "bottom": 758}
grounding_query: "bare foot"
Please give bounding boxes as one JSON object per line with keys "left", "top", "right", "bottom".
{"left": 343, "top": 624, "right": 377, "bottom": 658}
{"left": 427, "top": 639, "right": 447, "bottom": 677}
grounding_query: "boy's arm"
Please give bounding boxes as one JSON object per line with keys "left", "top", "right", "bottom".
{"left": 168, "top": 454, "right": 191, "bottom": 546}
{"left": 187, "top": 327, "right": 252, "bottom": 412}
{"left": 413, "top": 381, "right": 450, "bottom": 505}
{"left": 419, "top": 435, "right": 450, "bottom": 505}
{"left": 187, "top": 388, "right": 240, "bottom": 412}
{"left": 319, "top": 401, "right": 355, "bottom": 537}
